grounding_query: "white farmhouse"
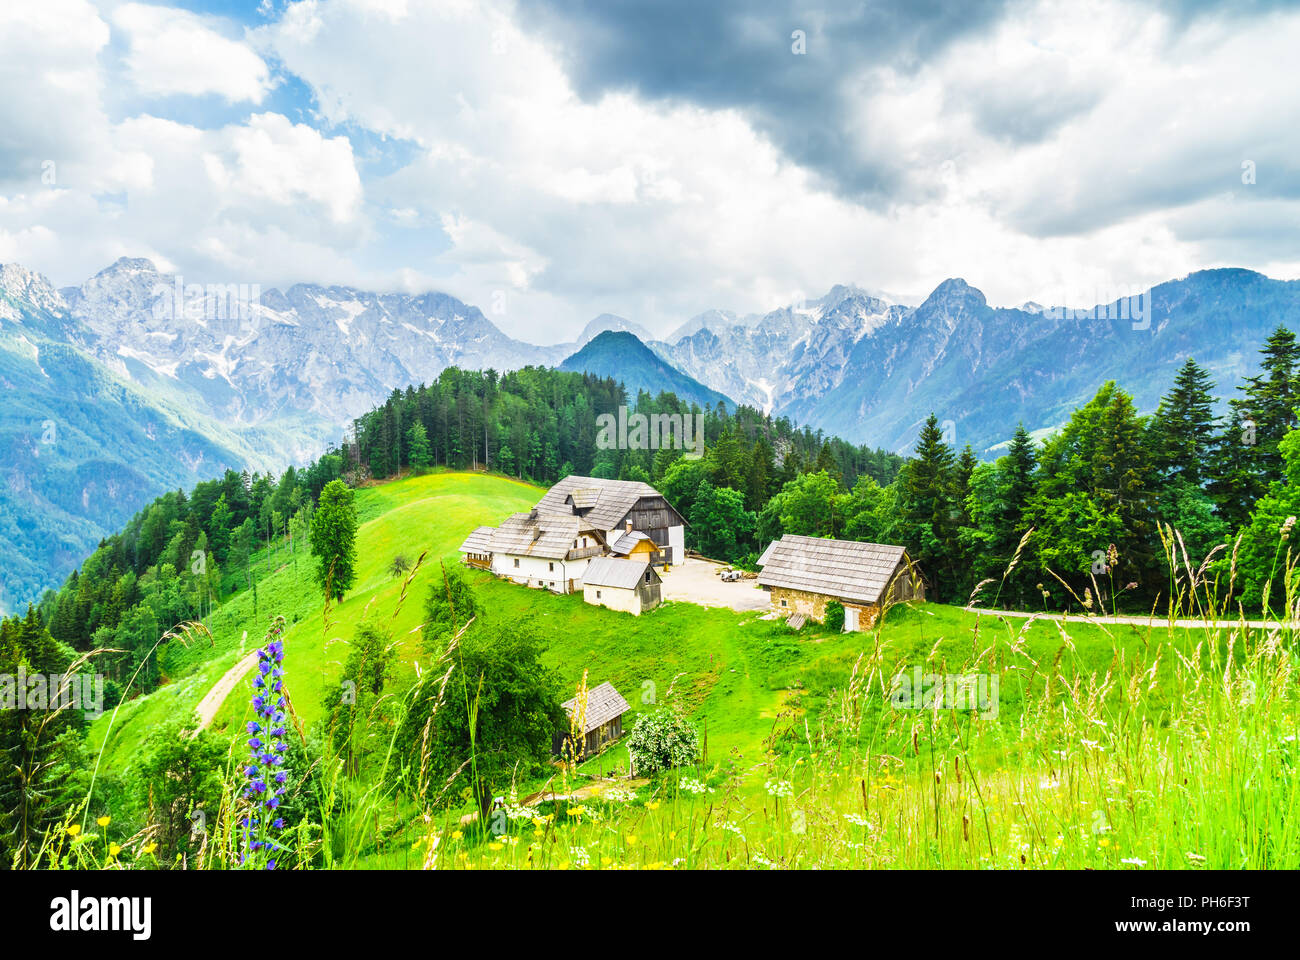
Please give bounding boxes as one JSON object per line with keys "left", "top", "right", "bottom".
{"left": 459, "top": 475, "right": 687, "bottom": 595}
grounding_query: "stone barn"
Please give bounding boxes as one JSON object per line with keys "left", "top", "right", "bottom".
{"left": 582, "top": 556, "right": 662, "bottom": 616}
{"left": 756, "top": 535, "right": 923, "bottom": 631}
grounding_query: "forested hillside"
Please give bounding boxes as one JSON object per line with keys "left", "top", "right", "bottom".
{"left": 26, "top": 317, "right": 1300, "bottom": 726}
{"left": 349, "top": 326, "right": 1300, "bottom": 612}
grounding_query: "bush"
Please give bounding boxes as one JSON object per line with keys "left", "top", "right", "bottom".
{"left": 824, "top": 601, "right": 845, "bottom": 632}
{"left": 625, "top": 709, "right": 700, "bottom": 775}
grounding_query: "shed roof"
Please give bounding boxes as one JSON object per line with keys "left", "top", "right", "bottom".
{"left": 583, "top": 556, "right": 656, "bottom": 589}
{"left": 561, "top": 681, "right": 630, "bottom": 734}
{"left": 611, "top": 531, "right": 653, "bottom": 555}
{"left": 756, "top": 535, "right": 912, "bottom": 605}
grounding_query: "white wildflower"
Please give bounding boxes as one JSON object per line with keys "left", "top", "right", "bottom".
{"left": 765, "top": 779, "right": 794, "bottom": 798}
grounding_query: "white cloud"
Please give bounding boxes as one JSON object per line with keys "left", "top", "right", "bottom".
{"left": 114, "top": 2, "right": 272, "bottom": 103}
{"left": 1, "top": 0, "right": 1298, "bottom": 343}
{"left": 204, "top": 113, "right": 363, "bottom": 223}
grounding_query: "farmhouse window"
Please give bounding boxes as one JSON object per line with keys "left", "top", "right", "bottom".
{"left": 596, "top": 590, "right": 602, "bottom": 598}
{"left": 781, "top": 599, "right": 788, "bottom": 607}
{"left": 549, "top": 561, "right": 554, "bottom": 571}
{"left": 513, "top": 558, "right": 520, "bottom": 568}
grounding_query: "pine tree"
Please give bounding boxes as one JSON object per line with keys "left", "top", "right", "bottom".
{"left": 406, "top": 421, "right": 432, "bottom": 471}
{"left": 746, "top": 437, "right": 775, "bottom": 510}
{"left": 1210, "top": 327, "right": 1299, "bottom": 525}
{"left": 1150, "top": 358, "right": 1218, "bottom": 486}
{"left": 814, "top": 442, "right": 842, "bottom": 488}
{"left": 901, "top": 414, "right": 956, "bottom": 599}
{"left": 1004, "top": 424, "right": 1038, "bottom": 529}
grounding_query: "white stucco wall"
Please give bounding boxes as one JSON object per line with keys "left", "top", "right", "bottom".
{"left": 492, "top": 554, "right": 572, "bottom": 593}
{"left": 583, "top": 583, "right": 642, "bottom": 615}
{"left": 667, "top": 524, "right": 685, "bottom": 565}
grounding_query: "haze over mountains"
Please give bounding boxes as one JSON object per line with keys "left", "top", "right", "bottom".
{"left": 3, "top": 255, "right": 1299, "bottom": 607}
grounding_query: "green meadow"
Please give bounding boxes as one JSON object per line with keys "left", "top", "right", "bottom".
{"left": 82, "top": 470, "right": 1300, "bottom": 870}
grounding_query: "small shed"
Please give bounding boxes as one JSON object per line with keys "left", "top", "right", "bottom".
{"left": 582, "top": 556, "right": 662, "bottom": 616}
{"left": 554, "top": 681, "right": 631, "bottom": 758}
{"left": 756, "top": 535, "right": 923, "bottom": 630}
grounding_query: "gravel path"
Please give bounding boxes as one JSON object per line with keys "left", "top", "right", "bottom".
{"left": 660, "top": 557, "right": 769, "bottom": 612}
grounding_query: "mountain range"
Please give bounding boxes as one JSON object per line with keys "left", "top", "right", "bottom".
{"left": 3, "top": 255, "right": 1299, "bottom": 607}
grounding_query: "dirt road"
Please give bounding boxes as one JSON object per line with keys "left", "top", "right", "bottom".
{"left": 193, "top": 651, "right": 258, "bottom": 733}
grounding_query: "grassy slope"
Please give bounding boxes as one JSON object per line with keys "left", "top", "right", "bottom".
{"left": 87, "top": 468, "right": 1296, "bottom": 870}
{"left": 93, "top": 469, "right": 1171, "bottom": 780}
{"left": 90, "top": 471, "right": 542, "bottom": 771}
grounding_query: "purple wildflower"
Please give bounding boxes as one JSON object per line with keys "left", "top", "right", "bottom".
{"left": 241, "top": 616, "right": 291, "bottom": 870}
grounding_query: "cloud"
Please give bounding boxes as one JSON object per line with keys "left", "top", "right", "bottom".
{"left": 2, "top": 0, "right": 1299, "bottom": 344}
{"left": 516, "top": 0, "right": 1014, "bottom": 204}
{"left": 204, "top": 112, "right": 363, "bottom": 223}
{"left": 113, "top": 3, "right": 273, "bottom": 103}
{"left": 0, "top": 0, "right": 112, "bottom": 189}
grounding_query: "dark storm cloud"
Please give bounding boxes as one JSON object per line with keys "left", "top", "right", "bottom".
{"left": 518, "top": 0, "right": 1300, "bottom": 215}
{"left": 517, "top": 0, "right": 1012, "bottom": 203}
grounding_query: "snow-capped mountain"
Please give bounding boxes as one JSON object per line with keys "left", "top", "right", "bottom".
{"left": 664, "top": 269, "right": 1300, "bottom": 455}
{"left": 657, "top": 284, "right": 905, "bottom": 416}
{"left": 6, "top": 253, "right": 1300, "bottom": 608}
{"left": 59, "top": 258, "right": 572, "bottom": 451}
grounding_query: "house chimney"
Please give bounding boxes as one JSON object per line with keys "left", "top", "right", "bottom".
{"left": 625, "top": 519, "right": 633, "bottom": 533}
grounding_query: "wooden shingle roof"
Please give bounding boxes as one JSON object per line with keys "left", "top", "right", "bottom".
{"left": 459, "top": 525, "right": 494, "bottom": 554}
{"left": 537, "top": 475, "right": 662, "bottom": 531}
{"left": 561, "top": 681, "right": 630, "bottom": 734}
{"left": 611, "top": 531, "right": 652, "bottom": 555}
{"left": 583, "top": 556, "right": 656, "bottom": 589}
{"left": 756, "top": 535, "right": 912, "bottom": 605}
{"left": 485, "top": 511, "right": 581, "bottom": 560}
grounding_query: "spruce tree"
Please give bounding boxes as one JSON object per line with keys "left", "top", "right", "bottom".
{"left": 901, "top": 414, "right": 956, "bottom": 599}
{"left": 1150, "top": 358, "right": 1218, "bottom": 486}
{"left": 1004, "top": 424, "right": 1038, "bottom": 529}
{"left": 1211, "top": 327, "right": 1300, "bottom": 525}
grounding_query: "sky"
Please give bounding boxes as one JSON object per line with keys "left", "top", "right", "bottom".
{"left": 2, "top": 0, "right": 1298, "bottom": 344}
